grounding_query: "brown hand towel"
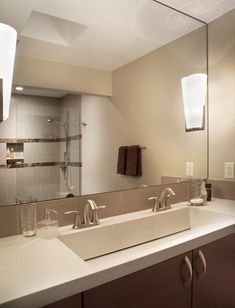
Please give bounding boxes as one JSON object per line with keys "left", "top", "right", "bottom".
{"left": 126, "top": 145, "right": 142, "bottom": 177}
{"left": 117, "top": 146, "right": 127, "bottom": 175}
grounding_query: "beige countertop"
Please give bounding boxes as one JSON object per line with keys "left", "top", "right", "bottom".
{"left": 0, "top": 198, "right": 235, "bottom": 308}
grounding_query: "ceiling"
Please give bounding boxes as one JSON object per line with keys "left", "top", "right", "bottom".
{"left": 0, "top": 0, "right": 235, "bottom": 71}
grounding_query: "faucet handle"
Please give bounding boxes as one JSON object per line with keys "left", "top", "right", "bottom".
{"left": 97, "top": 205, "right": 106, "bottom": 210}
{"left": 148, "top": 197, "right": 159, "bottom": 212}
{"left": 91, "top": 205, "right": 106, "bottom": 225}
{"left": 64, "top": 211, "right": 81, "bottom": 229}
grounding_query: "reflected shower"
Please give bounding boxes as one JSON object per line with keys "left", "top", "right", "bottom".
{"left": 47, "top": 118, "right": 67, "bottom": 127}
{"left": 47, "top": 114, "right": 74, "bottom": 195}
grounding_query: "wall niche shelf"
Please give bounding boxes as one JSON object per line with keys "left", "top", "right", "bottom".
{"left": 6, "top": 143, "right": 24, "bottom": 165}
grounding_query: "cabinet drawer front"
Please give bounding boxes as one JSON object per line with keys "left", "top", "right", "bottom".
{"left": 84, "top": 252, "right": 192, "bottom": 308}
{"left": 193, "top": 233, "right": 235, "bottom": 308}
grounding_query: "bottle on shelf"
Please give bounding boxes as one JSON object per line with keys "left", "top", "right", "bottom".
{"left": 6, "top": 148, "right": 11, "bottom": 158}
{"left": 9, "top": 147, "right": 14, "bottom": 159}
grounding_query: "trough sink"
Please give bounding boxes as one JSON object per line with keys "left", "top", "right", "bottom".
{"left": 58, "top": 204, "right": 190, "bottom": 260}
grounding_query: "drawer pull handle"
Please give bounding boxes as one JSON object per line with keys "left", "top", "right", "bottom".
{"left": 184, "top": 256, "right": 193, "bottom": 287}
{"left": 197, "top": 249, "right": 207, "bottom": 279}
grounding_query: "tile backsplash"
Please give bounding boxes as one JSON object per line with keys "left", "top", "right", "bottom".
{"left": 0, "top": 181, "right": 192, "bottom": 238}
{"left": 1, "top": 179, "right": 233, "bottom": 238}
{"left": 209, "top": 180, "right": 235, "bottom": 200}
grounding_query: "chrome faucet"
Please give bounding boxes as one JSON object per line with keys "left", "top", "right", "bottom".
{"left": 65, "top": 199, "right": 106, "bottom": 229}
{"left": 64, "top": 210, "right": 81, "bottom": 229}
{"left": 83, "top": 199, "right": 106, "bottom": 225}
{"left": 159, "top": 187, "right": 175, "bottom": 209}
{"left": 148, "top": 187, "right": 176, "bottom": 212}
{"left": 148, "top": 196, "right": 159, "bottom": 212}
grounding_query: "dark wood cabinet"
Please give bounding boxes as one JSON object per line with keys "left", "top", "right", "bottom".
{"left": 42, "top": 233, "right": 235, "bottom": 308}
{"left": 192, "top": 233, "right": 235, "bottom": 308}
{"left": 43, "top": 293, "right": 82, "bottom": 308}
{"left": 83, "top": 252, "right": 193, "bottom": 308}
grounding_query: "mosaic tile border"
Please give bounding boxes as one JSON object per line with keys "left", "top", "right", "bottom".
{"left": 0, "top": 135, "right": 82, "bottom": 143}
{"left": 0, "top": 162, "right": 82, "bottom": 169}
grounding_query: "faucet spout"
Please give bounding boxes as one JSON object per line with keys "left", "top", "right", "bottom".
{"left": 159, "top": 187, "right": 176, "bottom": 210}
{"left": 83, "top": 200, "right": 106, "bottom": 225}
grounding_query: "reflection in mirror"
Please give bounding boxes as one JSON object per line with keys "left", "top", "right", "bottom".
{"left": 0, "top": 0, "right": 208, "bottom": 206}
{"left": 209, "top": 7, "right": 235, "bottom": 183}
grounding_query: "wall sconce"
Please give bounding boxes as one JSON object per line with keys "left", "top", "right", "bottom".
{"left": 181, "top": 73, "right": 207, "bottom": 132}
{"left": 0, "top": 23, "right": 17, "bottom": 122}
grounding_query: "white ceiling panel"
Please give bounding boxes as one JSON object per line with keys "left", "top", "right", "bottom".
{"left": 0, "top": 0, "right": 235, "bottom": 71}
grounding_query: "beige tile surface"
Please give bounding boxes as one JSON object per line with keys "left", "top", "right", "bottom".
{"left": 0, "top": 205, "right": 18, "bottom": 238}
{"left": 122, "top": 186, "right": 159, "bottom": 214}
{"left": 16, "top": 198, "right": 77, "bottom": 233}
{"left": 76, "top": 191, "right": 122, "bottom": 220}
{"left": 36, "top": 198, "right": 76, "bottom": 227}
{"left": 2, "top": 178, "right": 233, "bottom": 239}
{"left": 122, "top": 183, "right": 188, "bottom": 214}
{"left": 210, "top": 180, "right": 235, "bottom": 200}
{"left": 157, "top": 182, "right": 188, "bottom": 204}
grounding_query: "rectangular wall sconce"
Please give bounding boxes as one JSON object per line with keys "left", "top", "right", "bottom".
{"left": 0, "top": 23, "right": 17, "bottom": 122}
{"left": 181, "top": 73, "right": 207, "bottom": 132}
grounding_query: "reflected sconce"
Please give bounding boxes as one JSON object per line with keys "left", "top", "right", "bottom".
{"left": 0, "top": 23, "right": 17, "bottom": 122}
{"left": 181, "top": 73, "right": 207, "bottom": 132}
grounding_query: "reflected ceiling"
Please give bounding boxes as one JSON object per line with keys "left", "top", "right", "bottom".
{"left": 0, "top": 0, "right": 234, "bottom": 71}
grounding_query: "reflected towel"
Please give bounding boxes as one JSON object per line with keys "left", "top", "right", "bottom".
{"left": 126, "top": 145, "right": 142, "bottom": 177}
{"left": 117, "top": 146, "right": 127, "bottom": 175}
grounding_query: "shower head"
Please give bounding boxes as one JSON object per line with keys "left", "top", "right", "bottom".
{"left": 47, "top": 118, "right": 66, "bottom": 126}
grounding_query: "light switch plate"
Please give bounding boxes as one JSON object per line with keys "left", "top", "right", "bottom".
{"left": 186, "top": 162, "right": 194, "bottom": 176}
{"left": 224, "top": 162, "right": 234, "bottom": 179}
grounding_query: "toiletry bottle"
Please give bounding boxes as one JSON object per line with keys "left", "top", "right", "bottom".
{"left": 10, "top": 147, "right": 14, "bottom": 158}
{"left": 200, "top": 181, "right": 207, "bottom": 203}
{"left": 206, "top": 183, "right": 212, "bottom": 201}
{"left": 6, "top": 148, "right": 10, "bottom": 158}
{"left": 37, "top": 208, "right": 58, "bottom": 238}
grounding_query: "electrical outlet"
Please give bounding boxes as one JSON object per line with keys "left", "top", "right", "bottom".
{"left": 186, "top": 162, "right": 194, "bottom": 176}
{"left": 224, "top": 162, "right": 234, "bottom": 179}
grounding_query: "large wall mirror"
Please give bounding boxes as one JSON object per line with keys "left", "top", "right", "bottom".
{"left": 208, "top": 7, "right": 235, "bottom": 184}
{"left": 0, "top": 0, "right": 208, "bottom": 206}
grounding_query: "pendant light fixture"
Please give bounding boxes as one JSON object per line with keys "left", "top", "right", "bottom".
{"left": 0, "top": 23, "right": 17, "bottom": 122}
{"left": 181, "top": 73, "right": 207, "bottom": 132}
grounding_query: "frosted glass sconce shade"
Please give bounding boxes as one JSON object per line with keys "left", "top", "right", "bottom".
{"left": 181, "top": 73, "right": 207, "bottom": 132}
{"left": 0, "top": 23, "right": 17, "bottom": 122}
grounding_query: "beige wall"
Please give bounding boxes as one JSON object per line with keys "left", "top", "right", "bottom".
{"left": 209, "top": 9, "right": 235, "bottom": 181}
{"left": 112, "top": 27, "right": 207, "bottom": 185}
{"left": 81, "top": 95, "right": 146, "bottom": 195}
{"left": 14, "top": 56, "right": 112, "bottom": 97}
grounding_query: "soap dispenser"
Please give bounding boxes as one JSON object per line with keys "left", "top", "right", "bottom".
{"left": 189, "top": 180, "right": 207, "bottom": 206}
{"left": 200, "top": 181, "right": 208, "bottom": 203}
{"left": 37, "top": 208, "right": 58, "bottom": 238}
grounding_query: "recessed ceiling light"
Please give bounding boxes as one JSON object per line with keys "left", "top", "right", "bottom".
{"left": 15, "top": 86, "right": 24, "bottom": 91}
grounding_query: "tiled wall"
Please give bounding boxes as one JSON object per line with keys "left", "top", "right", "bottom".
{"left": 0, "top": 95, "right": 61, "bottom": 204}
{"left": 1, "top": 178, "right": 232, "bottom": 238}
{"left": 0, "top": 94, "right": 81, "bottom": 205}
{"left": 0, "top": 181, "right": 192, "bottom": 238}
{"left": 59, "top": 94, "right": 81, "bottom": 196}
{"left": 209, "top": 180, "right": 235, "bottom": 200}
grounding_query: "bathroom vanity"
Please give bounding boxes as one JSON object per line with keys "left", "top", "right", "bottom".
{"left": 0, "top": 199, "right": 235, "bottom": 308}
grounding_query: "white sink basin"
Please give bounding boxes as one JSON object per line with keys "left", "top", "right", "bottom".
{"left": 58, "top": 204, "right": 190, "bottom": 260}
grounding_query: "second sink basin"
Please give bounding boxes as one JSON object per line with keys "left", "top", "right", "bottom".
{"left": 58, "top": 204, "right": 190, "bottom": 260}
